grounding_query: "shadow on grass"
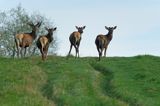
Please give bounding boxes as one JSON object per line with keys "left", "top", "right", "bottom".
{"left": 90, "top": 62, "right": 142, "bottom": 106}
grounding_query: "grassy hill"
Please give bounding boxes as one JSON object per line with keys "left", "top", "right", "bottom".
{"left": 0, "top": 55, "right": 160, "bottom": 106}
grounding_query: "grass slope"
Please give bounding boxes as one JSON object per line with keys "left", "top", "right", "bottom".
{"left": 0, "top": 55, "right": 160, "bottom": 106}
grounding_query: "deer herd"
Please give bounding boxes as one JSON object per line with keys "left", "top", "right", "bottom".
{"left": 14, "top": 21, "right": 117, "bottom": 61}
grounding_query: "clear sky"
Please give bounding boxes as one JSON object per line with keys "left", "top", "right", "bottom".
{"left": 0, "top": 0, "right": 160, "bottom": 57}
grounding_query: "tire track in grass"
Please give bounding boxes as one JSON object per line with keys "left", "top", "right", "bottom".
{"left": 41, "top": 79, "right": 63, "bottom": 106}
{"left": 90, "top": 63, "right": 142, "bottom": 106}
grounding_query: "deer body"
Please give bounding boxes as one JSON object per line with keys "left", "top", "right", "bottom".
{"left": 15, "top": 22, "right": 41, "bottom": 58}
{"left": 95, "top": 26, "right": 117, "bottom": 61}
{"left": 68, "top": 26, "right": 85, "bottom": 58}
{"left": 37, "top": 27, "right": 57, "bottom": 61}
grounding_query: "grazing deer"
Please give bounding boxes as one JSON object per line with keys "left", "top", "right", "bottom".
{"left": 15, "top": 21, "right": 42, "bottom": 58}
{"left": 68, "top": 26, "right": 86, "bottom": 58}
{"left": 95, "top": 26, "right": 117, "bottom": 61}
{"left": 37, "top": 27, "right": 57, "bottom": 61}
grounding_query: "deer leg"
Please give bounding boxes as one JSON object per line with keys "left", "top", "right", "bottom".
{"left": 24, "top": 47, "right": 27, "bottom": 57}
{"left": 17, "top": 47, "right": 20, "bottom": 58}
{"left": 101, "top": 48, "right": 104, "bottom": 56}
{"left": 16, "top": 45, "right": 19, "bottom": 58}
{"left": 68, "top": 44, "right": 73, "bottom": 56}
{"left": 44, "top": 46, "right": 49, "bottom": 60}
{"left": 104, "top": 46, "right": 108, "bottom": 57}
{"left": 20, "top": 41, "right": 26, "bottom": 58}
{"left": 77, "top": 42, "right": 80, "bottom": 58}
{"left": 77, "top": 47, "right": 79, "bottom": 58}
{"left": 73, "top": 44, "right": 77, "bottom": 58}
{"left": 15, "top": 41, "right": 20, "bottom": 58}
{"left": 75, "top": 46, "right": 79, "bottom": 58}
{"left": 96, "top": 46, "right": 101, "bottom": 61}
{"left": 40, "top": 48, "right": 45, "bottom": 61}
{"left": 99, "top": 47, "right": 104, "bottom": 61}
{"left": 99, "top": 48, "right": 103, "bottom": 61}
{"left": 39, "top": 45, "right": 45, "bottom": 61}
{"left": 20, "top": 47, "right": 24, "bottom": 58}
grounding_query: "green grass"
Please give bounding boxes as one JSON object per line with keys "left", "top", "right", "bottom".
{"left": 0, "top": 55, "right": 160, "bottom": 106}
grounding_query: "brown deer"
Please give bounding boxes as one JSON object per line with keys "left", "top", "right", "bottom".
{"left": 37, "top": 27, "right": 57, "bottom": 61}
{"left": 95, "top": 26, "right": 117, "bottom": 61}
{"left": 15, "top": 21, "right": 42, "bottom": 58}
{"left": 68, "top": 26, "right": 86, "bottom": 58}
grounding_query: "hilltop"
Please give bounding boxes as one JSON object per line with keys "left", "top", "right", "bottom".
{"left": 0, "top": 55, "right": 160, "bottom": 106}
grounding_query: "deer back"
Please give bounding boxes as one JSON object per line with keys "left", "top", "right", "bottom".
{"left": 37, "top": 27, "right": 57, "bottom": 49}
{"left": 22, "top": 34, "right": 35, "bottom": 47}
{"left": 69, "top": 31, "right": 81, "bottom": 43}
{"left": 96, "top": 34, "right": 109, "bottom": 48}
{"left": 16, "top": 33, "right": 34, "bottom": 47}
{"left": 15, "top": 34, "right": 24, "bottom": 44}
{"left": 38, "top": 36, "right": 49, "bottom": 49}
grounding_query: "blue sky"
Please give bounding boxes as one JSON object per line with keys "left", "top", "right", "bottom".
{"left": 0, "top": 0, "right": 160, "bottom": 57}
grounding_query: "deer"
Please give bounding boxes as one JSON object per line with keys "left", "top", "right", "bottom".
{"left": 68, "top": 26, "right": 86, "bottom": 58}
{"left": 15, "top": 21, "right": 42, "bottom": 58}
{"left": 95, "top": 26, "right": 117, "bottom": 61}
{"left": 36, "top": 27, "right": 57, "bottom": 61}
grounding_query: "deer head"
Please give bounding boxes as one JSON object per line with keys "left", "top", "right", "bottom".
{"left": 28, "top": 21, "right": 42, "bottom": 32}
{"left": 75, "top": 26, "right": 86, "bottom": 34}
{"left": 45, "top": 27, "right": 57, "bottom": 35}
{"left": 105, "top": 26, "right": 117, "bottom": 32}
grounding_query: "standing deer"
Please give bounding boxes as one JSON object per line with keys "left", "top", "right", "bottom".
{"left": 15, "top": 21, "right": 42, "bottom": 58}
{"left": 95, "top": 26, "right": 117, "bottom": 61}
{"left": 68, "top": 26, "right": 86, "bottom": 58}
{"left": 36, "top": 27, "right": 57, "bottom": 61}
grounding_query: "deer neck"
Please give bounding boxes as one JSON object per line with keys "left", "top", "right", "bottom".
{"left": 78, "top": 31, "right": 83, "bottom": 35}
{"left": 30, "top": 30, "right": 37, "bottom": 40}
{"left": 46, "top": 33, "right": 53, "bottom": 42}
{"left": 106, "top": 31, "right": 113, "bottom": 41}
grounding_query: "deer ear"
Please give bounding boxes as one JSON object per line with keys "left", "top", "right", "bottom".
{"left": 75, "top": 26, "right": 79, "bottom": 29}
{"left": 114, "top": 26, "right": 117, "bottom": 29}
{"left": 53, "top": 27, "right": 57, "bottom": 31}
{"left": 83, "top": 26, "right": 86, "bottom": 29}
{"left": 105, "top": 26, "right": 109, "bottom": 30}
